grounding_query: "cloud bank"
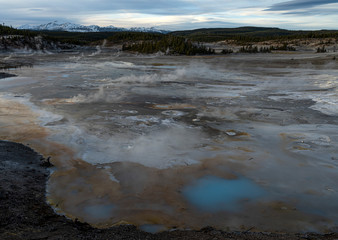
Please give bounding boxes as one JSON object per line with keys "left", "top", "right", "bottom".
{"left": 267, "top": 0, "right": 338, "bottom": 11}
{"left": 0, "top": 0, "right": 337, "bottom": 30}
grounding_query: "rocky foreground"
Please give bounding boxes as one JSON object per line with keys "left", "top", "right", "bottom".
{"left": 0, "top": 140, "right": 337, "bottom": 240}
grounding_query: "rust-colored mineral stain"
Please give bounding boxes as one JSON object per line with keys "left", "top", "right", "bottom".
{"left": 43, "top": 98, "right": 80, "bottom": 105}
{"left": 47, "top": 164, "right": 122, "bottom": 224}
{"left": 0, "top": 97, "right": 331, "bottom": 232}
{"left": 151, "top": 103, "right": 196, "bottom": 110}
{"left": 293, "top": 146, "right": 310, "bottom": 151}
{"left": 151, "top": 63, "right": 175, "bottom": 66}
{"left": 0, "top": 98, "right": 191, "bottom": 228}
{"left": 48, "top": 158, "right": 247, "bottom": 229}
{"left": 0, "top": 99, "right": 49, "bottom": 142}
{"left": 0, "top": 98, "right": 81, "bottom": 167}
{"left": 226, "top": 129, "right": 251, "bottom": 137}
{"left": 0, "top": 99, "right": 124, "bottom": 226}
{"left": 237, "top": 147, "right": 254, "bottom": 152}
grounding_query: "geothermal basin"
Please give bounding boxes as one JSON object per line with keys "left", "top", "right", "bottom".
{"left": 0, "top": 50, "right": 337, "bottom": 233}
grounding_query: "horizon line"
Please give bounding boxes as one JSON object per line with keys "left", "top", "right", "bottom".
{"left": 10, "top": 21, "right": 338, "bottom": 32}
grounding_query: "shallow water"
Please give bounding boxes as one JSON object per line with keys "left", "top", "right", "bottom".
{"left": 140, "top": 224, "right": 167, "bottom": 233}
{"left": 0, "top": 50, "right": 338, "bottom": 232}
{"left": 183, "top": 176, "right": 265, "bottom": 212}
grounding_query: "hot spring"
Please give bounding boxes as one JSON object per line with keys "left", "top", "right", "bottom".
{"left": 0, "top": 50, "right": 337, "bottom": 233}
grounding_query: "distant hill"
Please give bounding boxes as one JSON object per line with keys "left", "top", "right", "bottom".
{"left": 13, "top": 23, "right": 338, "bottom": 43}
{"left": 2, "top": 23, "right": 338, "bottom": 54}
{"left": 171, "top": 26, "right": 338, "bottom": 42}
{"left": 18, "top": 21, "right": 169, "bottom": 34}
{"left": 0, "top": 24, "right": 77, "bottom": 51}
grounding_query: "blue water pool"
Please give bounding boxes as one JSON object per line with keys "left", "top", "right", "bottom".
{"left": 183, "top": 175, "right": 265, "bottom": 212}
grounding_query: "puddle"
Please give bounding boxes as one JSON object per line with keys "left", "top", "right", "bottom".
{"left": 183, "top": 176, "right": 265, "bottom": 212}
{"left": 83, "top": 204, "right": 116, "bottom": 221}
{"left": 139, "top": 224, "right": 167, "bottom": 233}
{"left": 161, "top": 110, "right": 187, "bottom": 117}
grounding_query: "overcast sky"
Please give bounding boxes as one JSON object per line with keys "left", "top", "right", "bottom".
{"left": 1, "top": 0, "right": 337, "bottom": 30}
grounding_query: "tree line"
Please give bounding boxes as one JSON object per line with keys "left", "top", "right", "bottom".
{"left": 2, "top": 24, "right": 336, "bottom": 55}
{"left": 0, "top": 24, "right": 36, "bottom": 37}
{"left": 122, "top": 34, "right": 215, "bottom": 55}
{"left": 171, "top": 27, "right": 338, "bottom": 43}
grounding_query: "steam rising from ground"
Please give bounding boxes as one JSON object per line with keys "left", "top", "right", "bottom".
{"left": 74, "top": 125, "right": 206, "bottom": 168}
{"left": 89, "top": 40, "right": 106, "bottom": 57}
{"left": 1, "top": 52, "right": 338, "bottom": 232}
{"left": 67, "top": 67, "right": 190, "bottom": 103}
{"left": 68, "top": 85, "right": 125, "bottom": 103}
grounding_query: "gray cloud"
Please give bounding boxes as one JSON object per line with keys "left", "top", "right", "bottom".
{"left": 158, "top": 21, "right": 241, "bottom": 31}
{"left": 0, "top": 0, "right": 203, "bottom": 26}
{"left": 0, "top": 11, "right": 73, "bottom": 27}
{"left": 1, "top": 0, "right": 337, "bottom": 30}
{"left": 29, "top": 9, "right": 44, "bottom": 12}
{"left": 266, "top": 0, "right": 338, "bottom": 11}
{"left": 3, "top": 0, "right": 202, "bottom": 15}
{"left": 282, "top": 8, "right": 338, "bottom": 15}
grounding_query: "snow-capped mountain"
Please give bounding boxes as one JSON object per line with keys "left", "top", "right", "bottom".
{"left": 18, "top": 21, "right": 169, "bottom": 33}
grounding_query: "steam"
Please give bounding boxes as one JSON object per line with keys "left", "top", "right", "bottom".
{"left": 89, "top": 46, "right": 102, "bottom": 57}
{"left": 64, "top": 61, "right": 261, "bottom": 104}
{"left": 310, "top": 92, "right": 338, "bottom": 116}
{"left": 1, "top": 94, "right": 207, "bottom": 170}
{"left": 66, "top": 68, "right": 188, "bottom": 103}
{"left": 68, "top": 85, "right": 125, "bottom": 103}
{"left": 3, "top": 52, "right": 338, "bottom": 231}
{"left": 3, "top": 54, "right": 14, "bottom": 60}
{"left": 93, "top": 61, "right": 135, "bottom": 69}
{"left": 69, "top": 52, "right": 85, "bottom": 61}
{"left": 111, "top": 72, "right": 178, "bottom": 85}
{"left": 89, "top": 39, "right": 106, "bottom": 57}
{"left": 266, "top": 72, "right": 338, "bottom": 116}
{"left": 69, "top": 124, "right": 206, "bottom": 169}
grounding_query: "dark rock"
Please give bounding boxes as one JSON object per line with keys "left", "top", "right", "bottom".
{"left": 40, "top": 156, "right": 53, "bottom": 167}
{"left": 0, "top": 72, "right": 16, "bottom": 79}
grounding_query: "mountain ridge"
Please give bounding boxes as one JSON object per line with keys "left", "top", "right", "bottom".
{"left": 18, "top": 21, "right": 169, "bottom": 34}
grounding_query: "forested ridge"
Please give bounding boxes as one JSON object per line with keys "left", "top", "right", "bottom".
{"left": 171, "top": 27, "right": 338, "bottom": 42}
{"left": 0, "top": 24, "right": 37, "bottom": 37}
{"left": 121, "top": 34, "right": 214, "bottom": 55}
{"left": 2, "top": 24, "right": 338, "bottom": 54}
